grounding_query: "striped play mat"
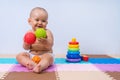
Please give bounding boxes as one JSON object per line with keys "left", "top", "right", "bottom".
{"left": 0, "top": 54, "right": 120, "bottom": 80}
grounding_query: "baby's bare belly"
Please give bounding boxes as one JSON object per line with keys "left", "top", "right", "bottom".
{"left": 30, "top": 50, "right": 52, "bottom": 55}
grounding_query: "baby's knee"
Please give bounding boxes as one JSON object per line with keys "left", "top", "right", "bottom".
{"left": 43, "top": 53, "right": 54, "bottom": 60}
{"left": 46, "top": 53, "right": 54, "bottom": 64}
{"left": 16, "top": 52, "right": 29, "bottom": 59}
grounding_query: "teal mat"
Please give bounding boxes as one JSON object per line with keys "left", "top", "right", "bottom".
{"left": 0, "top": 58, "right": 120, "bottom": 64}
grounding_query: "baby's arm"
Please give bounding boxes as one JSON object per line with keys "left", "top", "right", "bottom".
{"left": 31, "top": 29, "right": 54, "bottom": 51}
{"left": 23, "top": 31, "right": 33, "bottom": 50}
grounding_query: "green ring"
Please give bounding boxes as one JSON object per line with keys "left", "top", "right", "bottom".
{"left": 68, "top": 48, "right": 79, "bottom": 51}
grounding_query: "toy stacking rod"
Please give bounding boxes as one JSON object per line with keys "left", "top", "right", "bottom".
{"left": 72, "top": 38, "right": 76, "bottom": 42}
{"left": 69, "top": 38, "right": 79, "bottom": 44}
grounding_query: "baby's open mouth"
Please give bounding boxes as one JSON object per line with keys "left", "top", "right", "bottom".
{"left": 37, "top": 26, "right": 42, "bottom": 28}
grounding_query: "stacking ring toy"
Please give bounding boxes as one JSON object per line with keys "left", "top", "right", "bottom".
{"left": 66, "top": 38, "right": 81, "bottom": 63}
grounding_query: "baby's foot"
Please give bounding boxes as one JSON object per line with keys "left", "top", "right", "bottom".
{"left": 33, "top": 65, "right": 42, "bottom": 73}
{"left": 26, "top": 61, "right": 36, "bottom": 70}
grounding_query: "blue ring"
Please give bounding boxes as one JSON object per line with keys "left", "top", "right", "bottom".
{"left": 66, "top": 54, "right": 81, "bottom": 59}
{"left": 67, "top": 51, "right": 80, "bottom": 55}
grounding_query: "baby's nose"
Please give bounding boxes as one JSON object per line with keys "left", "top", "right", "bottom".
{"left": 38, "top": 21, "right": 42, "bottom": 24}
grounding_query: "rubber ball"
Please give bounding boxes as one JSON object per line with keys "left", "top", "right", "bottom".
{"left": 35, "top": 28, "right": 46, "bottom": 38}
{"left": 24, "top": 32, "right": 36, "bottom": 44}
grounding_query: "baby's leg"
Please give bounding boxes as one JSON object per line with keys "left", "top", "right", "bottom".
{"left": 33, "top": 53, "right": 54, "bottom": 73}
{"left": 16, "top": 52, "right": 36, "bottom": 70}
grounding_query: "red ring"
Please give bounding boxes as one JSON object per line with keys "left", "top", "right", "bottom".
{"left": 69, "top": 42, "right": 79, "bottom": 45}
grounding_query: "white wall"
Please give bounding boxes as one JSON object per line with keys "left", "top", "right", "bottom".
{"left": 0, "top": 0, "right": 120, "bottom": 54}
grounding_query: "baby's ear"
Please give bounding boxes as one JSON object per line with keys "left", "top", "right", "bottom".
{"left": 28, "top": 18, "right": 31, "bottom": 24}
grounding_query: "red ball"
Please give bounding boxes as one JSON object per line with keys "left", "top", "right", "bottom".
{"left": 24, "top": 32, "right": 36, "bottom": 44}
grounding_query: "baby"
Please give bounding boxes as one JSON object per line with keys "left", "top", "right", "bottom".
{"left": 16, "top": 7, "right": 54, "bottom": 73}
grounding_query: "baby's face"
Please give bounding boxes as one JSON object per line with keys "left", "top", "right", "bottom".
{"left": 29, "top": 9, "right": 48, "bottom": 31}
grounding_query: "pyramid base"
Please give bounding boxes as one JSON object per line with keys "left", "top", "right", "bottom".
{"left": 66, "top": 58, "right": 81, "bottom": 62}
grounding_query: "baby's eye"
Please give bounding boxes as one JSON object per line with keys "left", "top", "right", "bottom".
{"left": 35, "top": 19, "right": 39, "bottom": 21}
{"left": 42, "top": 20, "right": 46, "bottom": 22}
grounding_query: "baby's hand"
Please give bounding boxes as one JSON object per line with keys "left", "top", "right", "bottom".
{"left": 24, "top": 42, "right": 31, "bottom": 46}
{"left": 34, "top": 38, "right": 46, "bottom": 44}
{"left": 37, "top": 38, "right": 47, "bottom": 42}
{"left": 23, "top": 42, "right": 31, "bottom": 50}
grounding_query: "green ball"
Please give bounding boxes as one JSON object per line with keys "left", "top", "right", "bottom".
{"left": 35, "top": 28, "right": 47, "bottom": 38}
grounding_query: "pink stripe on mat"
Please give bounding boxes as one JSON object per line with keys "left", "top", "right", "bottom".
{"left": 3, "top": 64, "right": 120, "bottom": 72}
{"left": 9, "top": 64, "right": 56, "bottom": 72}
{"left": 94, "top": 64, "right": 120, "bottom": 71}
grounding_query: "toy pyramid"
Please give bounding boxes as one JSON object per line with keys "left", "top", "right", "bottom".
{"left": 66, "top": 38, "right": 81, "bottom": 62}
